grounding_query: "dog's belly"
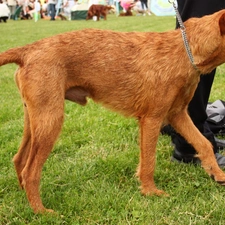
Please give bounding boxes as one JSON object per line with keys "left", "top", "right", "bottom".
{"left": 65, "top": 86, "right": 90, "bottom": 105}
{"left": 65, "top": 80, "right": 151, "bottom": 117}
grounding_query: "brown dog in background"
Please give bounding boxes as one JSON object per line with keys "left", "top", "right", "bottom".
{"left": 1, "top": 10, "right": 225, "bottom": 213}
{"left": 119, "top": 6, "right": 133, "bottom": 16}
{"left": 86, "top": 4, "right": 112, "bottom": 21}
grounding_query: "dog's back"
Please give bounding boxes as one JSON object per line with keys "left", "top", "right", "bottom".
{"left": 0, "top": 29, "right": 182, "bottom": 115}
{"left": 0, "top": 20, "right": 224, "bottom": 117}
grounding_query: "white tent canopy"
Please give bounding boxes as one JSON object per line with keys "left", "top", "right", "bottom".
{"left": 150, "top": 0, "right": 175, "bottom": 16}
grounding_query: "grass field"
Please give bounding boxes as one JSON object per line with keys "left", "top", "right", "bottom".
{"left": 1, "top": 14, "right": 225, "bottom": 225}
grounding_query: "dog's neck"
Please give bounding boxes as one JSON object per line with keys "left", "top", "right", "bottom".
{"left": 179, "top": 27, "right": 200, "bottom": 73}
{"left": 171, "top": 0, "right": 200, "bottom": 73}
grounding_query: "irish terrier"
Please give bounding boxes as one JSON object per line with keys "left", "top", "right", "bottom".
{"left": 1, "top": 10, "right": 225, "bottom": 213}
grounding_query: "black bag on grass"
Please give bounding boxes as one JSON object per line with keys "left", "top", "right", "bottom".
{"left": 161, "top": 99, "right": 225, "bottom": 136}
{"left": 206, "top": 100, "right": 225, "bottom": 135}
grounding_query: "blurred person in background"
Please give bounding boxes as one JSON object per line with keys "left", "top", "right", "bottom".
{"left": 48, "top": 0, "right": 57, "bottom": 20}
{"left": 0, "top": 0, "right": 10, "bottom": 22}
{"left": 7, "top": 0, "right": 16, "bottom": 18}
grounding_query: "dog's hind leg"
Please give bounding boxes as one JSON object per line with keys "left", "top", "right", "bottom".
{"left": 20, "top": 98, "right": 65, "bottom": 213}
{"left": 13, "top": 105, "right": 31, "bottom": 189}
{"left": 137, "top": 117, "right": 168, "bottom": 196}
{"left": 169, "top": 110, "right": 225, "bottom": 184}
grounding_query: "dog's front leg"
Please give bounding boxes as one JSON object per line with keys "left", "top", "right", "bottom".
{"left": 137, "top": 117, "right": 167, "bottom": 196}
{"left": 169, "top": 111, "right": 225, "bottom": 185}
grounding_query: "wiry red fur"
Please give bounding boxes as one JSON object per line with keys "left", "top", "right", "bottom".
{"left": 1, "top": 10, "right": 225, "bottom": 213}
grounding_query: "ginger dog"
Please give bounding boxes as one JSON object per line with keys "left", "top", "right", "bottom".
{"left": 86, "top": 4, "right": 112, "bottom": 21}
{"left": 1, "top": 10, "right": 225, "bottom": 213}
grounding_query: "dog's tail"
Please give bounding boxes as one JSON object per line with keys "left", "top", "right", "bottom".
{"left": 0, "top": 47, "right": 23, "bottom": 67}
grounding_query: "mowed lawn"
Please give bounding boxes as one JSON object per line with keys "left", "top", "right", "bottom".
{"left": 1, "top": 14, "right": 225, "bottom": 225}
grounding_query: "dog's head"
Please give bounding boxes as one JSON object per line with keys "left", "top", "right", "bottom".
{"left": 103, "top": 5, "right": 113, "bottom": 13}
{"left": 185, "top": 9, "right": 225, "bottom": 73}
{"left": 108, "top": 5, "right": 116, "bottom": 14}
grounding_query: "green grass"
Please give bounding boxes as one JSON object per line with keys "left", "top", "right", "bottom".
{"left": 1, "top": 15, "right": 225, "bottom": 224}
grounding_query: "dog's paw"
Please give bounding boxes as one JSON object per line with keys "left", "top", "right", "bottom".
{"left": 216, "top": 180, "right": 225, "bottom": 185}
{"left": 141, "top": 187, "right": 169, "bottom": 197}
{"left": 34, "top": 207, "right": 56, "bottom": 214}
{"left": 210, "top": 174, "right": 225, "bottom": 185}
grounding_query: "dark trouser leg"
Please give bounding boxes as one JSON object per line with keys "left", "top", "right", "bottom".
{"left": 171, "top": 0, "right": 225, "bottom": 166}
{"left": 2, "top": 16, "right": 8, "bottom": 23}
{"left": 49, "top": 4, "right": 56, "bottom": 20}
{"left": 172, "top": 70, "right": 218, "bottom": 157}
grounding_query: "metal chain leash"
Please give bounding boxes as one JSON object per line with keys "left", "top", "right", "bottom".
{"left": 168, "top": 0, "right": 199, "bottom": 71}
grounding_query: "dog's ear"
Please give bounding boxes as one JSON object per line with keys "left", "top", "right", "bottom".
{"left": 219, "top": 12, "right": 225, "bottom": 35}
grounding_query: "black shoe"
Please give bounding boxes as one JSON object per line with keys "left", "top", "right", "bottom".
{"left": 215, "top": 137, "right": 225, "bottom": 150}
{"left": 171, "top": 148, "right": 225, "bottom": 168}
{"left": 171, "top": 148, "right": 200, "bottom": 164}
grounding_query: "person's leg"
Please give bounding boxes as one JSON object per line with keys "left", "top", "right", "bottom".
{"left": 177, "top": 0, "right": 225, "bottom": 22}
{"left": 171, "top": 71, "right": 225, "bottom": 166}
{"left": 2, "top": 16, "right": 8, "bottom": 22}
{"left": 115, "top": 0, "right": 119, "bottom": 16}
{"left": 140, "top": 0, "right": 144, "bottom": 10}
{"left": 49, "top": 4, "right": 56, "bottom": 20}
{"left": 144, "top": 0, "right": 151, "bottom": 15}
{"left": 12, "top": 5, "right": 16, "bottom": 16}
{"left": 144, "top": 0, "right": 148, "bottom": 9}
{"left": 172, "top": 71, "right": 216, "bottom": 148}
{"left": 8, "top": 5, "right": 12, "bottom": 19}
